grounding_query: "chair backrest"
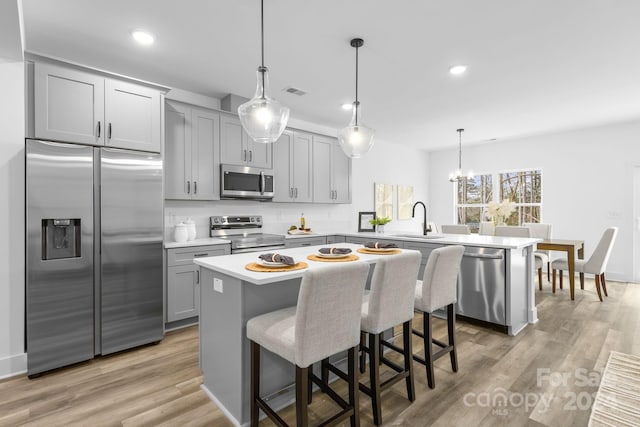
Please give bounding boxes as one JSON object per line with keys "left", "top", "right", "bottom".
{"left": 478, "top": 221, "right": 495, "bottom": 236}
{"left": 524, "top": 223, "right": 552, "bottom": 240}
{"left": 419, "top": 245, "right": 465, "bottom": 312}
{"left": 584, "top": 227, "right": 618, "bottom": 275}
{"left": 362, "top": 250, "right": 421, "bottom": 334}
{"left": 494, "top": 226, "right": 531, "bottom": 237}
{"left": 441, "top": 224, "right": 471, "bottom": 235}
{"left": 294, "top": 262, "right": 369, "bottom": 367}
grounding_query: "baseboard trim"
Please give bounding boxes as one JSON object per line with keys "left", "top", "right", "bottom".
{"left": 0, "top": 352, "right": 27, "bottom": 380}
{"left": 200, "top": 384, "right": 244, "bottom": 427}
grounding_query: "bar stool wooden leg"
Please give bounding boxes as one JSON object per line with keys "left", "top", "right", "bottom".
{"left": 594, "top": 274, "right": 603, "bottom": 302}
{"left": 552, "top": 269, "right": 556, "bottom": 293}
{"left": 424, "top": 312, "right": 435, "bottom": 389}
{"left": 559, "top": 270, "right": 563, "bottom": 289}
{"left": 321, "top": 358, "right": 329, "bottom": 385}
{"left": 538, "top": 268, "right": 543, "bottom": 290}
{"left": 448, "top": 304, "right": 458, "bottom": 372}
{"left": 347, "top": 346, "right": 360, "bottom": 427}
{"left": 580, "top": 272, "right": 585, "bottom": 290}
{"left": 403, "top": 320, "right": 415, "bottom": 401}
{"left": 251, "top": 341, "right": 260, "bottom": 427}
{"left": 295, "top": 367, "right": 309, "bottom": 427}
{"left": 359, "top": 331, "right": 366, "bottom": 374}
{"left": 601, "top": 273, "right": 608, "bottom": 297}
{"left": 547, "top": 261, "right": 551, "bottom": 281}
{"left": 369, "top": 332, "right": 382, "bottom": 425}
{"left": 308, "top": 367, "right": 313, "bottom": 405}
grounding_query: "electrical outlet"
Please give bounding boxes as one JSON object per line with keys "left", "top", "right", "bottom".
{"left": 213, "top": 278, "right": 223, "bottom": 293}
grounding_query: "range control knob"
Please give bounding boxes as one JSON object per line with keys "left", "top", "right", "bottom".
{"left": 256, "top": 217, "right": 261, "bottom": 223}
{"left": 250, "top": 217, "right": 255, "bottom": 222}
{"left": 213, "top": 218, "right": 219, "bottom": 223}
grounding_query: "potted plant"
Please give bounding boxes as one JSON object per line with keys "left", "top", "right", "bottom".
{"left": 369, "top": 216, "right": 391, "bottom": 234}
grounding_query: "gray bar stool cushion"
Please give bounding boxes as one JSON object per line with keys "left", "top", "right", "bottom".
{"left": 247, "top": 262, "right": 369, "bottom": 368}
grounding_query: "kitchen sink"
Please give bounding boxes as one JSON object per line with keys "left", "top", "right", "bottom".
{"left": 392, "top": 234, "right": 444, "bottom": 240}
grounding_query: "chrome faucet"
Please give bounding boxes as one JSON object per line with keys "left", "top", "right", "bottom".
{"left": 412, "top": 201, "right": 431, "bottom": 235}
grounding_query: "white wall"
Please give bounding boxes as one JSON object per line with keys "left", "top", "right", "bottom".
{"left": 428, "top": 120, "right": 640, "bottom": 282}
{"left": 0, "top": 60, "right": 26, "bottom": 378}
{"left": 165, "top": 138, "right": 430, "bottom": 240}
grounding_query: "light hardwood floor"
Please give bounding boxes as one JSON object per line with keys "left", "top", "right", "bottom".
{"left": 1, "top": 278, "right": 638, "bottom": 427}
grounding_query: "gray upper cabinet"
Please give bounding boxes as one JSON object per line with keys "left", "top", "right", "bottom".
{"left": 273, "top": 129, "right": 313, "bottom": 202}
{"left": 312, "top": 135, "right": 351, "bottom": 203}
{"left": 104, "top": 79, "right": 161, "bottom": 152}
{"left": 220, "top": 114, "right": 272, "bottom": 168}
{"left": 34, "top": 62, "right": 162, "bottom": 152}
{"left": 34, "top": 63, "right": 104, "bottom": 146}
{"left": 165, "top": 101, "right": 220, "bottom": 200}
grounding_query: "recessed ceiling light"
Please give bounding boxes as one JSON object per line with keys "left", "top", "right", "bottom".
{"left": 449, "top": 65, "right": 467, "bottom": 75}
{"left": 341, "top": 103, "right": 353, "bottom": 111}
{"left": 131, "top": 30, "right": 155, "bottom": 46}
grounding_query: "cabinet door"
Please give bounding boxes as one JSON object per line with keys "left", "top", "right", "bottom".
{"left": 164, "top": 102, "right": 192, "bottom": 199}
{"left": 167, "top": 265, "right": 200, "bottom": 322}
{"left": 34, "top": 63, "right": 104, "bottom": 146}
{"left": 247, "top": 139, "right": 272, "bottom": 169}
{"left": 220, "top": 115, "right": 247, "bottom": 165}
{"left": 292, "top": 132, "right": 313, "bottom": 202}
{"left": 272, "top": 130, "right": 294, "bottom": 202}
{"left": 332, "top": 140, "right": 351, "bottom": 203}
{"left": 312, "top": 135, "right": 333, "bottom": 203}
{"left": 105, "top": 79, "right": 161, "bottom": 153}
{"left": 191, "top": 108, "right": 220, "bottom": 200}
{"left": 285, "top": 236, "right": 327, "bottom": 248}
{"left": 326, "top": 235, "right": 346, "bottom": 244}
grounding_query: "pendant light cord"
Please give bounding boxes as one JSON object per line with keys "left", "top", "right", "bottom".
{"left": 458, "top": 129, "right": 462, "bottom": 170}
{"left": 354, "top": 44, "right": 359, "bottom": 126}
{"left": 260, "top": 0, "right": 266, "bottom": 99}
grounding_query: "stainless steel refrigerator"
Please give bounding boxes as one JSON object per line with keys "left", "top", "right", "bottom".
{"left": 26, "top": 139, "right": 163, "bottom": 376}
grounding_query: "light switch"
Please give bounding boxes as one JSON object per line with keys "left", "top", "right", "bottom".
{"left": 213, "top": 278, "right": 223, "bottom": 293}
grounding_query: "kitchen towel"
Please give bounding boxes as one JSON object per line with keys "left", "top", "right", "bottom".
{"left": 364, "top": 242, "right": 398, "bottom": 249}
{"left": 318, "top": 247, "right": 352, "bottom": 255}
{"left": 258, "top": 253, "right": 295, "bottom": 265}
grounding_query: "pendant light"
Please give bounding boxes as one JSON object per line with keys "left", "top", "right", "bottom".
{"left": 338, "top": 38, "right": 375, "bottom": 158}
{"left": 449, "top": 128, "right": 474, "bottom": 182}
{"left": 238, "top": 0, "right": 290, "bottom": 144}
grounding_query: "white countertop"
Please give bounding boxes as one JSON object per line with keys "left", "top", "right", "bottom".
{"left": 348, "top": 232, "right": 541, "bottom": 249}
{"left": 164, "top": 237, "right": 231, "bottom": 249}
{"left": 194, "top": 243, "right": 398, "bottom": 285}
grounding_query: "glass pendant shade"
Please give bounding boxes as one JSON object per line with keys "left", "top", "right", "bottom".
{"left": 338, "top": 102, "right": 375, "bottom": 158}
{"left": 238, "top": 66, "right": 290, "bottom": 144}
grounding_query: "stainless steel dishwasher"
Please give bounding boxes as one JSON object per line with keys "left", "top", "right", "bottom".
{"left": 457, "top": 246, "right": 507, "bottom": 326}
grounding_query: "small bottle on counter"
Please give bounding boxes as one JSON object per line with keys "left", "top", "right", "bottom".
{"left": 300, "top": 213, "right": 306, "bottom": 230}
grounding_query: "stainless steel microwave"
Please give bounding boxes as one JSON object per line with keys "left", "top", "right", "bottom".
{"left": 220, "top": 164, "right": 275, "bottom": 200}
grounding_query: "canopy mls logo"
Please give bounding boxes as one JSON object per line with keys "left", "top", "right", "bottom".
{"left": 462, "top": 367, "right": 603, "bottom": 416}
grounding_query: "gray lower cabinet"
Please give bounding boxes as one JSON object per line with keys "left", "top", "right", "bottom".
{"left": 326, "top": 235, "right": 346, "bottom": 244}
{"left": 285, "top": 236, "right": 327, "bottom": 248}
{"left": 166, "top": 244, "right": 230, "bottom": 323}
{"left": 345, "top": 236, "right": 402, "bottom": 247}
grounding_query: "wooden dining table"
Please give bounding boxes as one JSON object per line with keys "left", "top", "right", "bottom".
{"left": 536, "top": 239, "right": 584, "bottom": 300}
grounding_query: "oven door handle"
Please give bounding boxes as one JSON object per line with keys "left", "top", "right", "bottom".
{"left": 259, "top": 171, "right": 265, "bottom": 195}
{"left": 232, "top": 244, "right": 287, "bottom": 255}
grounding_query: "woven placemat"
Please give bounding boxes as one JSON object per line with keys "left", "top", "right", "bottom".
{"left": 306, "top": 254, "right": 360, "bottom": 262}
{"left": 245, "top": 262, "right": 308, "bottom": 272}
{"left": 356, "top": 248, "right": 402, "bottom": 255}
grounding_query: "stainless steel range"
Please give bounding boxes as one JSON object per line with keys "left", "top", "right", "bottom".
{"left": 210, "top": 215, "right": 285, "bottom": 254}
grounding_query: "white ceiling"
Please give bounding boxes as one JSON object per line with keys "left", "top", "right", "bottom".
{"left": 21, "top": 0, "right": 640, "bottom": 151}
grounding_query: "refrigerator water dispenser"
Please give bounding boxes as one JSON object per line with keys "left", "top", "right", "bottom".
{"left": 41, "top": 218, "right": 81, "bottom": 260}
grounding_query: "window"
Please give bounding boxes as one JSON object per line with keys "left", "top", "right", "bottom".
{"left": 456, "top": 174, "right": 492, "bottom": 233}
{"left": 455, "top": 169, "right": 542, "bottom": 230}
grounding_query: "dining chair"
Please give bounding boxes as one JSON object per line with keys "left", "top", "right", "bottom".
{"left": 524, "top": 223, "right": 553, "bottom": 287}
{"left": 440, "top": 224, "right": 471, "bottom": 235}
{"left": 494, "top": 226, "right": 531, "bottom": 238}
{"left": 247, "top": 262, "right": 369, "bottom": 426}
{"left": 478, "top": 221, "right": 495, "bottom": 236}
{"left": 551, "top": 227, "right": 618, "bottom": 302}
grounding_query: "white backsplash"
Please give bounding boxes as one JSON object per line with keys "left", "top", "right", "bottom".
{"left": 164, "top": 200, "right": 355, "bottom": 242}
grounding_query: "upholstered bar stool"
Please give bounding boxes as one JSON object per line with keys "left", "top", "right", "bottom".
{"left": 320, "top": 251, "right": 421, "bottom": 426}
{"left": 552, "top": 227, "right": 618, "bottom": 302}
{"left": 413, "top": 245, "right": 465, "bottom": 389}
{"left": 247, "top": 262, "right": 369, "bottom": 427}
{"left": 440, "top": 224, "right": 471, "bottom": 234}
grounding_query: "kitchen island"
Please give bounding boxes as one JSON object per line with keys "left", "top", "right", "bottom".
{"left": 195, "top": 235, "right": 538, "bottom": 426}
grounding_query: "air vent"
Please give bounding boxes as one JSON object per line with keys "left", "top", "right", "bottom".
{"left": 283, "top": 86, "right": 308, "bottom": 96}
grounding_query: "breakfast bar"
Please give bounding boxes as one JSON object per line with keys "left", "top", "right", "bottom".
{"left": 195, "top": 235, "right": 539, "bottom": 426}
